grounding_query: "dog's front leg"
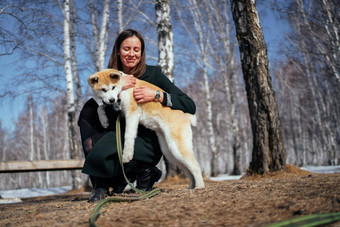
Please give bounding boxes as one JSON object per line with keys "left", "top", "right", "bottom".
{"left": 97, "top": 105, "right": 109, "bottom": 128}
{"left": 122, "top": 111, "right": 140, "bottom": 163}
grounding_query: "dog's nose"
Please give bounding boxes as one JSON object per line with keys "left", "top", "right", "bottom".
{"left": 109, "top": 98, "right": 115, "bottom": 103}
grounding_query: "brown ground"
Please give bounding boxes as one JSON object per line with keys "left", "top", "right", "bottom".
{"left": 0, "top": 165, "right": 339, "bottom": 227}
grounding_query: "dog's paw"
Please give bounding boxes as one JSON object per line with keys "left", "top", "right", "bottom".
{"left": 122, "top": 151, "right": 133, "bottom": 163}
{"left": 97, "top": 106, "right": 109, "bottom": 128}
{"left": 99, "top": 118, "right": 109, "bottom": 128}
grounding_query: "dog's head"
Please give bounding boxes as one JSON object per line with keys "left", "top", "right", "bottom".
{"left": 88, "top": 69, "right": 123, "bottom": 105}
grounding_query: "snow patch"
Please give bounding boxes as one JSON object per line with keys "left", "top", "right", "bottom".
{"left": 209, "top": 174, "right": 242, "bottom": 181}
{"left": 301, "top": 165, "right": 340, "bottom": 174}
{"left": 209, "top": 165, "right": 340, "bottom": 182}
{"left": 0, "top": 186, "right": 71, "bottom": 201}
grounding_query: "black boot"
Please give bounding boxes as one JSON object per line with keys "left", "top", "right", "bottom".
{"left": 136, "top": 167, "right": 162, "bottom": 191}
{"left": 88, "top": 188, "right": 107, "bottom": 202}
{"left": 88, "top": 177, "right": 108, "bottom": 202}
{"left": 112, "top": 182, "right": 127, "bottom": 194}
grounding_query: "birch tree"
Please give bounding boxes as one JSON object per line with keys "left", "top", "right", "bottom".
{"left": 230, "top": 0, "right": 286, "bottom": 174}
{"left": 193, "top": 0, "right": 217, "bottom": 176}
{"left": 155, "top": 0, "right": 174, "bottom": 82}
{"left": 204, "top": 0, "right": 242, "bottom": 175}
{"left": 40, "top": 106, "right": 51, "bottom": 187}
{"left": 88, "top": 0, "right": 111, "bottom": 71}
{"left": 0, "top": 121, "right": 7, "bottom": 162}
{"left": 321, "top": 0, "right": 340, "bottom": 83}
{"left": 117, "top": 0, "right": 145, "bottom": 34}
{"left": 155, "top": 0, "right": 181, "bottom": 177}
{"left": 63, "top": 0, "right": 81, "bottom": 189}
{"left": 28, "top": 95, "right": 35, "bottom": 161}
{"left": 275, "top": 0, "right": 340, "bottom": 165}
{"left": 174, "top": 0, "right": 218, "bottom": 176}
{"left": 292, "top": 0, "right": 338, "bottom": 165}
{"left": 117, "top": 0, "right": 123, "bottom": 33}
{"left": 70, "top": 0, "right": 81, "bottom": 113}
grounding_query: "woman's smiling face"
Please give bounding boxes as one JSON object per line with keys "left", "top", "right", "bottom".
{"left": 119, "top": 35, "right": 142, "bottom": 73}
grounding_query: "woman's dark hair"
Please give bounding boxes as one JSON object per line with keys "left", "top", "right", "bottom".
{"left": 107, "top": 29, "right": 146, "bottom": 78}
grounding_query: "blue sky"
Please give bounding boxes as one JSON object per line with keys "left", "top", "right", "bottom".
{"left": 0, "top": 56, "right": 24, "bottom": 130}
{"left": 0, "top": 4, "right": 290, "bottom": 131}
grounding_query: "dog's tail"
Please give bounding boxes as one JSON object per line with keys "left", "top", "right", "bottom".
{"left": 187, "top": 114, "right": 197, "bottom": 127}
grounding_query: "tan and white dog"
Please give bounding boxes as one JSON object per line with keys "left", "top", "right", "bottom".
{"left": 88, "top": 69, "right": 204, "bottom": 189}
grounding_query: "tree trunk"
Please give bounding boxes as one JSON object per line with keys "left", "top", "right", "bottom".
{"left": 40, "top": 106, "right": 50, "bottom": 187}
{"left": 70, "top": 0, "right": 82, "bottom": 114}
{"left": 97, "top": 0, "right": 110, "bottom": 71}
{"left": 89, "top": 0, "right": 110, "bottom": 71}
{"left": 155, "top": 0, "right": 174, "bottom": 82}
{"left": 28, "top": 95, "right": 34, "bottom": 161}
{"left": 204, "top": 0, "right": 242, "bottom": 175}
{"left": 321, "top": 0, "right": 340, "bottom": 83}
{"left": 230, "top": 0, "right": 286, "bottom": 174}
{"left": 63, "top": 0, "right": 81, "bottom": 189}
{"left": 295, "top": 0, "right": 337, "bottom": 165}
{"left": 155, "top": 0, "right": 181, "bottom": 178}
{"left": 117, "top": 0, "right": 123, "bottom": 33}
{"left": 186, "top": 0, "right": 218, "bottom": 177}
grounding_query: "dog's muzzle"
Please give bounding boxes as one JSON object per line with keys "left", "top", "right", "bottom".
{"left": 103, "top": 99, "right": 121, "bottom": 111}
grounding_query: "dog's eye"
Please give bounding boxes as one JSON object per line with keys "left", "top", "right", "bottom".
{"left": 102, "top": 88, "right": 107, "bottom": 92}
{"left": 111, "top": 86, "right": 115, "bottom": 90}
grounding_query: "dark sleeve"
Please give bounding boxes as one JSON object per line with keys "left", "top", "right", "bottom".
{"left": 154, "top": 67, "right": 196, "bottom": 114}
{"left": 78, "top": 98, "right": 106, "bottom": 143}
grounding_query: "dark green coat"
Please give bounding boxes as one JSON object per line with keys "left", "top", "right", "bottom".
{"left": 82, "top": 65, "right": 196, "bottom": 178}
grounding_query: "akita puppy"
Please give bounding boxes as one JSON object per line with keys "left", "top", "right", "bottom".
{"left": 88, "top": 69, "right": 205, "bottom": 189}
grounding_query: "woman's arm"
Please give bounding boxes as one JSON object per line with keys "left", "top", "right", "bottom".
{"left": 137, "top": 66, "right": 196, "bottom": 114}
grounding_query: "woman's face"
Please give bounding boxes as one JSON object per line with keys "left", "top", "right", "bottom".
{"left": 119, "top": 35, "right": 142, "bottom": 73}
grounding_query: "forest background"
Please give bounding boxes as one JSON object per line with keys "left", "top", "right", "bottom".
{"left": 0, "top": 0, "right": 339, "bottom": 190}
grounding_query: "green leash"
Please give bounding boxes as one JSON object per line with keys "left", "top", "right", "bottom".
{"left": 264, "top": 212, "right": 340, "bottom": 227}
{"left": 89, "top": 115, "right": 161, "bottom": 227}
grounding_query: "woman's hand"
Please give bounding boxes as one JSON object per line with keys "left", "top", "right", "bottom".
{"left": 121, "top": 74, "right": 136, "bottom": 90}
{"left": 134, "top": 86, "right": 163, "bottom": 104}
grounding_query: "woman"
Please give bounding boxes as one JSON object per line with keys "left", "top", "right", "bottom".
{"left": 78, "top": 29, "right": 196, "bottom": 202}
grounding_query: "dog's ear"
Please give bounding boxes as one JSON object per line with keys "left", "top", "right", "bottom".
{"left": 109, "top": 72, "right": 120, "bottom": 80}
{"left": 88, "top": 75, "right": 99, "bottom": 87}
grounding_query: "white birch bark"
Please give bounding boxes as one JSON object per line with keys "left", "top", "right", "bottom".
{"left": 36, "top": 140, "right": 44, "bottom": 187}
{"left": 321, "top": 0, "right": 340, "bottom": 83}
{"left": 63, "top": 0, "right": 75, "bottom": 114}
{"left": 155, "top": 0, "right": 178, "bottom": 177}
{"left": 296, "top": 0, "right": 337, "bottom": 165}
{"left": 63, "top": 0, "right": 81, "bottom": 189}
{"left": 40, "top": 106, "right": 51, "bottom": 187}
{"left": 187, "top": 0, "right": 217, "bottom": 176}
{"left": 70, "top": 0, "right": 81, "bottom": 113}
{"left": 317, "top": 0, "right": 338, "bottom": 163}
{"left": 63, "top": 0, "right": 75, "bottom": 121}
{"left": 155, "top": 0, "right": 174, "bottom": 82}
{"left": 117, "top": 0, "right": 123, "bottom": 33}
{"left": 89, "top": 0, "right": 110, "bottom": 71}
{"left": 29, "top": 96, "right": 34, "bottom": 161}
{"left": 205, "top": 0, "right": 241, "bottom": 174}
{"left": 0, "top": 124, "right": 6, "bottom": 161}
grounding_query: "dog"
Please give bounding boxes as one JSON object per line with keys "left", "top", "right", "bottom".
{"left": 88, "top": 69, "right": 205, "bottom": 189}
